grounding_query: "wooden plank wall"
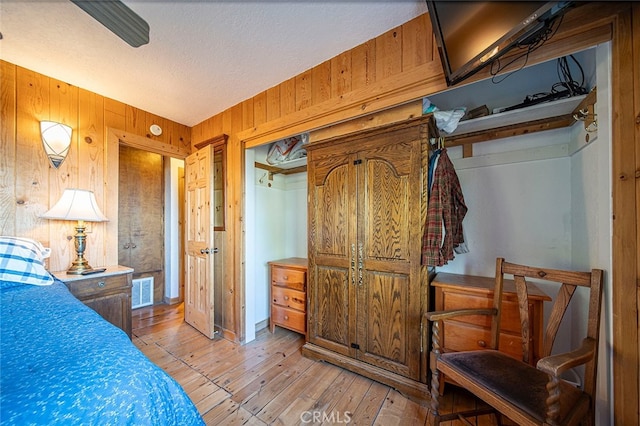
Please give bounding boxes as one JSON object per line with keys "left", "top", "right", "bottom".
{"left": 0, "top": 60, "right": 191, "bottom": 272}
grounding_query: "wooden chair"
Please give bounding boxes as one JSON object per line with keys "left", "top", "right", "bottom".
{"left": 425, "top": 258, "right": 604, "bottom": 426}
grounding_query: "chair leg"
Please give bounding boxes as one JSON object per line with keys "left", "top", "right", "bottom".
{"left": 429, "top": 359, "right": 442, "bottom": 426}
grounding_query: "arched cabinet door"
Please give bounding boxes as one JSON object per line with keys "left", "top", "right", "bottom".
{"left": 304, "top": 116, "right": 429, "bottom": 397}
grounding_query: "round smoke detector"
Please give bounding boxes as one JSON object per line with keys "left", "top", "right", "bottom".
{"left": 149, "top": 124, "right": 163, "bottom": 136}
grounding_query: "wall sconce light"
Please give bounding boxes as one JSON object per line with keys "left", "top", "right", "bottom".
{"left": 40, "top": 121, "right": 72, "bottom": 169}
{"left": 41, "top": 189, "right": 108, "bottom": 274}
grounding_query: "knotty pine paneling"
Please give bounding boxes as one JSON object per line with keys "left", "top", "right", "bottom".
{"left": 78, "top": 88, "right": 106, "bottom": 273}
{"left": 0, "top": 61, "right": 17, "bottom": 236}
{"left": 279, "top": 77, "right": 296, "bottom": 117}
{"left": 331, "top": 51, "right": 352, "bottom": 98}
{"left": 253, "top": 91, "right": 267, "bottom": 127}
{"left": 311, "top": 61, "right": 331, "bottom": 105}
{"left": 375, "top": 27, "right": 403, "bottom": 80}
{"left": 104, "top": 97, "right": 126, "bottom": 130}
{"left": 15, "top": 67, "right": 50, "bottom": 244}
{"left": 47, "top": 78, "right": 79, "bottom": 272}
{"left": 401, "top": 13, "right": 433, "bottom": 70}
{"left": 295, "top": 70, "right": 312, "bottom": 112}
{"left": 2, "top": 61, "right": 191, "bottom": 273}
{"left": 351, "top": 40, "right": 377, "bottom": 91}
{"left": 266, "top": 86, "right": 281, "bottom": 123}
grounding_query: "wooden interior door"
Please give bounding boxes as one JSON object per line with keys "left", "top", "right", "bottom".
{"left": 118, "top": 146, "right": 164, "bottom": 302}
{"left": 354, "top": 135, "right": 422, "bottom": 380}
{"left": 184, "top": 145, "right": 216, "bottom": 338}
{"left": 307, "top": 148, "right": 358, "bottom": 357}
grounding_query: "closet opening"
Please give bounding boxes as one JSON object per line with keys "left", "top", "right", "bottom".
{"left": 244, "top": 134, "right": 308, "bottom": 342}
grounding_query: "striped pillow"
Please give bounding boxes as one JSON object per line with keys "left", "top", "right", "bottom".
{"left": 0, "top": 237, "right": 54, "bottom": 287}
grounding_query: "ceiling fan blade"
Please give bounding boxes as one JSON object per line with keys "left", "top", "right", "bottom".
{"left": 71, "top": 0, "right": 149, "bottom": 47}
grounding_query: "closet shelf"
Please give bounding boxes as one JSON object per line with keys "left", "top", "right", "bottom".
{"left": 442, "top": 92, "right": 593, "bottom": 147}
{"left": 255, "top": 160, "right": 307, "bottom": 176}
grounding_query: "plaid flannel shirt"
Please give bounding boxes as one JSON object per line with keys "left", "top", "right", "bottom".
{"left": 422, "top": 148, "right": 467, "bottom": 266}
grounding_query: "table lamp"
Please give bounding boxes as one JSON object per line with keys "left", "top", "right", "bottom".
{"left": 41, "top": 189, "right": 108, "bottom": 274}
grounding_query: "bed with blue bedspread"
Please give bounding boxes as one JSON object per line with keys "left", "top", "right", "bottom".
{"left": 0, "top": 237, "right": 204, "bottom": 425}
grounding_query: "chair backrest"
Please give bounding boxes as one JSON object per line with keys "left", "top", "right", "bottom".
{"left": 492, "top": 258, "right": 604, "bottom": 401}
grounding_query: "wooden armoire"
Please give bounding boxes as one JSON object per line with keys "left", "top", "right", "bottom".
{"left": 302, "top": 116, "right": 432, "bottom": 398}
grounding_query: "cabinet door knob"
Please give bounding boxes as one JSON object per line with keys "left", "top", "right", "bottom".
{"left": 477, "top": 340, "right": 487, "bottom": 348}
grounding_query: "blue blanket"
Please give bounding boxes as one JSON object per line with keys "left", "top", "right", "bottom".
{"left": 1, "top": 280, "right": 204, "bottom": 425}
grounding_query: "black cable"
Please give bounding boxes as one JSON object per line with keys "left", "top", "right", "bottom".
{"left": 552, "top": 55, "right": 587, "bottom": 96}
{"left": 490, "top": 14, "right": 564, "bottom": 84}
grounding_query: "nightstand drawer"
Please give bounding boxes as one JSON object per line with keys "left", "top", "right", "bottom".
{"left": 65, "top": 274, "right": 130, "bottom": 299}
{"left": 432, "top": 272, "right": 550, "bottom": 367}
{"left": 442, "top": 291, "right": 531, "bottom": 334}
{"left": 271, "top": 306, "right": 306, "bottom": 333}
{"left": 271, "top": 267, "right": 306, "bottom": 291}
{"left": 443, "top": 321, "right": 525, "bottom": 361}
{"left": 272, "top": 286, "right": 306, "bottom": 311}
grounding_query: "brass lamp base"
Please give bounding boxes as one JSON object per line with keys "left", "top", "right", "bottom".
{"left": 66, "top": 260, "right": 95, "bottom": 275}
{"left": 66, "top": 221, "right": 94, "bottom": 275}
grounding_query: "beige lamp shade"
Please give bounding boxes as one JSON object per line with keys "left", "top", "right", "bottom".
{"left": 40, "top": 121, "right": 72, "bottom": 169}
{"left": 41, "top": 189, "right": 108, "bottom": 222}
{"left": 41, "top": 189, "right": 107, "bottom": 274}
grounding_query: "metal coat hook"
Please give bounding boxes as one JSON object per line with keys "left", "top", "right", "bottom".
{"left": 573, "top": 108, "right": 598, "bottom": 133}
{"left": 572, "top": 87, "right": 598, "bottom": 133}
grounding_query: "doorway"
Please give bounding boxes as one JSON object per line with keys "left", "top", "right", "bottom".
{"left": 119, "top": 145, "right": 165, "bottom": 303}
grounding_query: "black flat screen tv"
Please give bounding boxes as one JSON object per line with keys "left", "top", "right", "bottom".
{"left": 426, "top": 1, "right": 573, "bottom": 86}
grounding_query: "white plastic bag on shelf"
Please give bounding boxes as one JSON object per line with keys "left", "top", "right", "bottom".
{"left": 434, "top": 108, "right": 466, "bottom": 134}
{"left": 266, "top": 134, "right": 308, "bottom": 165}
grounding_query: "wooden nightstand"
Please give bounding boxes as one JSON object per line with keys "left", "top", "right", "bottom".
{"left": 268, "top": 258, "right": 307, "bottom": 335}
{"left": 431, "top": 272, "right": 551, "bottom": 365}
{"left": 52, "top": 266, "right": 134, "bottom": 338}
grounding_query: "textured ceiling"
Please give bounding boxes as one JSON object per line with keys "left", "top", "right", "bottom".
{"left": 0, "top": 1, "right": 429, "bottom": 126}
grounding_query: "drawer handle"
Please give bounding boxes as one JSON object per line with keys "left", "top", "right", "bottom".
{"left": 97, "top": 281, "right": 106, "bottom": 288}
{"left": 477, "top": 340, "right": 487, "bottom": 348}
{"left": 284, "top": 315, "right": 289, "bottom": 320}
{"left": 283, "top": 275, "right": 289, "bottom": 280}
{"left": 284, "top": 296, "right": 289, "bottom": 301}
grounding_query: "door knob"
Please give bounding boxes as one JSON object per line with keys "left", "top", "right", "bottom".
{"left": 200, "top": 248, "right": 210, "bottom": 254}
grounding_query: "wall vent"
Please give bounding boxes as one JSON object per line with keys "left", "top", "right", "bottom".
{"left": 132, "top": 277, "right": 153, "bottom": 309}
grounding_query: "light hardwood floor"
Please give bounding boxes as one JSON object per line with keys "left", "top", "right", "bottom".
{"left": 132, "top": 303, "right": 497, "bottom": 426}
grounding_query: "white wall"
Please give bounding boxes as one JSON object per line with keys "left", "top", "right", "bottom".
{"left": 164, "top": 157, "right": 184, "bottom": 302}
{"left": 568, "top": 43, "right": 612, "bottom": 426}
{"left": 245, "top": 150, "right": 256, "bottom": 343}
